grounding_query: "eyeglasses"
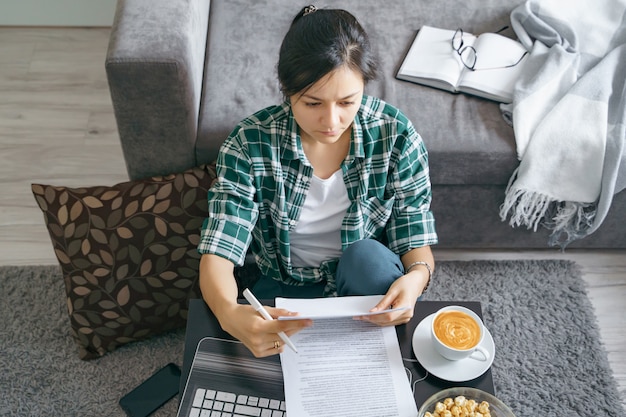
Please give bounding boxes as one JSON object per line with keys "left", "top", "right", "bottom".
{"left": 451, "top": 28, "right": 528, "bottom": 71}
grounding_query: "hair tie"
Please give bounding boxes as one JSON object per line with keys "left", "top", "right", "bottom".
{"left": 303, "top": 5, "right": 317, "bottom": 16}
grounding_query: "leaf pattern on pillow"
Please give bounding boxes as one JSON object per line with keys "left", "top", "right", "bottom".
{"left": 32, "top": 164, "right": 218, "bottom": 359}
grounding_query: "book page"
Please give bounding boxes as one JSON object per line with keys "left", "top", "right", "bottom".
{"left": 278, "top": 315, "right": 417, "bottom": 417}
{"left": 458, "top": 33, "right": 529, "bottom": 102}
{"left": 397, "top": 25, "right": 477, "bottom": 90}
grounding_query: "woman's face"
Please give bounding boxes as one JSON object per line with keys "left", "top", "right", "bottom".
{"left": 290, "top": 66, "right": 364, "bottom": 146}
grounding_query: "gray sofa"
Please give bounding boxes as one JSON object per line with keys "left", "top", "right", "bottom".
{"left": 105, "top": 0, "right": 626, "bottom": 249}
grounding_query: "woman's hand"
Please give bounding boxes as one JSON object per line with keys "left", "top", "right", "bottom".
{"left": 216, "top": 303, "right": 312, "bottom": 357}
{"left": 199, "top": 254, "right": 312, "bottom": 357}
{"left": 358, "top": 246, "right": 434, "bottom": 326}
{"left": 356, "top": 269, "right": 428, "bottom": 326}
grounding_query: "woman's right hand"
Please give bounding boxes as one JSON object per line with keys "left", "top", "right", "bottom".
{"left": 216, "top": 302, "right": 312, "bottom": 357}
{"left": 199, "top": 254, "right": 311, "bottom": 357}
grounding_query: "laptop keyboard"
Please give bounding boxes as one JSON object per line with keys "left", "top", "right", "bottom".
{"left": 190, "top": 388, "right": 286, "bottom": 417}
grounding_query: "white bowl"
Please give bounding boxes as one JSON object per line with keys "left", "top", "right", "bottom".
{"left": 418, "top": 387, "right": 516, "bottom": 417}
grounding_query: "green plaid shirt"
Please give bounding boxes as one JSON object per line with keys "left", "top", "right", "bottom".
{"left": 198, "top": 95, "right": 437, "bottom": 294}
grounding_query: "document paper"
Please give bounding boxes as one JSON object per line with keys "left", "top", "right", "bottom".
{"left": 276, "top": 294, "right": 408, "bottom": 320}
{"left": 277, "top": 297, "right": 417, "bottom": 417}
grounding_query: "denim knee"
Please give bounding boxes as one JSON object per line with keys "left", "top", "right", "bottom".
{"left": 335, "top": 239, "right": 404, "bottom": 296}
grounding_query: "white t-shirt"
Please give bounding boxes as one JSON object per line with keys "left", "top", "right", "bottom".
{"left": 289, "top": 170, "right": 350, "bottom": 268}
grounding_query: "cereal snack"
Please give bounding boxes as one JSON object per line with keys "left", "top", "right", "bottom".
{"left": 423, "top": 395, "right": 492, "bottom": 417}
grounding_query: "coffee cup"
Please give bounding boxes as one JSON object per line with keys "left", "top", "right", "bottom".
{"left": 431, "top": 306, "right": 490, "bottom": 362}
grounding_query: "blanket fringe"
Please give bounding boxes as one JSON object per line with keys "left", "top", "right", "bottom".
{"left": 500, "top": 188, "right": 551, "bottom": 232}
{"left": 500, "top": 177, "right": 597, "bottom": 248}
{"left": 545, "top": 201, "right": 596, "bottom": 248}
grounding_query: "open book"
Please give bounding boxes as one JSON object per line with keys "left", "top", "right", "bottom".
{"left": 396, "top": 25, "right": 529, "bottom": 103}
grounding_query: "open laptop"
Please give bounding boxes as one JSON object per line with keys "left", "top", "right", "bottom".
{"left": 176, "top": 336, "right": 286, "bottom": 417}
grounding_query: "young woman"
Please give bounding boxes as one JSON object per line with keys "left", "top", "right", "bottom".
{"left": 198, "top": 5, "right": 438, "bottom": 357}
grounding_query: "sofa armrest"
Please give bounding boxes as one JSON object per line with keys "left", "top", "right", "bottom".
{"left": 105, "top": 0, "right": 210, "bottom": 180}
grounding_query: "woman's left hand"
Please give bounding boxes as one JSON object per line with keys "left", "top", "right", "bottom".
{"left": 355, "top": 270, "right": 428, "bottom": 326}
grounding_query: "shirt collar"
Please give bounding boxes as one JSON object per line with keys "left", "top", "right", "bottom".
{"left": 280, "top": 101, "right": 304, "bottom": 162}
{"left": 347, "top": 111, "right": 365, "bottom": 165}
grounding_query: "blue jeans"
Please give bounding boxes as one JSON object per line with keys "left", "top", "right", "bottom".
{"left": 335, "top": 239, "right": 404, "bottom": 296}
{"left": 252, "top": 239, "right": 404, "bottom": 299}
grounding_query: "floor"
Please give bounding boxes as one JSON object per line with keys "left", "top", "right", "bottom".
{"left": 1, "top": 27, "right": 624, "bottom": 409}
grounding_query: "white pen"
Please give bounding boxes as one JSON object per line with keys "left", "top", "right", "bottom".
{"left": 242, "top": 288, "right": 299, "bottom": 353}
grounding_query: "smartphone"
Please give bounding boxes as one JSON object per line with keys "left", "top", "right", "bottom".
{"left": 119, "top": 363, "right": 181, "bottom": 417}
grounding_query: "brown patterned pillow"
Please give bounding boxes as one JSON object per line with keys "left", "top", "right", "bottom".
{"left": 32, "top": 164, "right": 217, "bottom": 359}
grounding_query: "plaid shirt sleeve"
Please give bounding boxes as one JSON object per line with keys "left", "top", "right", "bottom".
{"left": 197, "top": 125, "right": 258, "bottom": 266}
{"left": 358, "top": 97, "right": 438, "bottom": 255}
{"left": 385, "top": 117, "right": 438, "bottom": 254}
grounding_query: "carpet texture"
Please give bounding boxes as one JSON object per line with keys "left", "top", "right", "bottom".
{"left": 1, "top": 261, "right": 624, "bottom": 416}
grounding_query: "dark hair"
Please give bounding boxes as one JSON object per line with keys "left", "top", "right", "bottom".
{"left": 277, "top": 6, "right": 379, "bottom": 97}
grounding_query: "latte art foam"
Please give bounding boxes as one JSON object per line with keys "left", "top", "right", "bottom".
{"left": 433, "top": 310, "right": 481, "bottom": 350}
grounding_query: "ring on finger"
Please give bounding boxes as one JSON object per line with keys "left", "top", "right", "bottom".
{"left": 274, "top": 340, "right": 281, "bottom": 349}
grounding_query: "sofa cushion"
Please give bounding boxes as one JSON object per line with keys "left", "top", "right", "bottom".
{"left": 31, "top": 165, "right": 216, "bottom": 359}
{"left": 195, "top": 0, "right": 523, "bottom": 186}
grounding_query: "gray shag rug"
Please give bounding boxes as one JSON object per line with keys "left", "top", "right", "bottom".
{"left": 1, "top": 261, "right": 624, "bottom": 416}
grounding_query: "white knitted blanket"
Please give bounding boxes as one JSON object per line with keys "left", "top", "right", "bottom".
{"left": 500, "top": 0, "right": 626, "bottom": 247}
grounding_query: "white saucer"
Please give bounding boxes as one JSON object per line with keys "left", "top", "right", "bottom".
{"left": 412, "top": 313, "right": 495, "bottom": 382}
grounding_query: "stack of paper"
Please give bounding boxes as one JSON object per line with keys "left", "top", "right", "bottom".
{"left": 277, "top": 295, "right": 417, "bottom": 417}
